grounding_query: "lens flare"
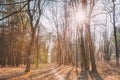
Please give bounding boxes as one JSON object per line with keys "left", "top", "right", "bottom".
{"left": 75, "top": 8, "right": 86, "bottom": 22}
{"left": 75, "top": 10, "right": 85, "bottom": 22}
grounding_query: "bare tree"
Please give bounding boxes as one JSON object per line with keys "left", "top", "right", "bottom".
{"left": 112, "top": 0, "right": 119, "bottom": 66}
{"left": 25, "top": 0, "right": 42, "bottom": 72}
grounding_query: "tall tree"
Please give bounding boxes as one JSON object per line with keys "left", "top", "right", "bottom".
{"left": 81, "top": 0, "right": 97, "bottom": 72}
{"left": 112, "top": 0, "right": 119, "bottom": 66}
{"left": 25, "top": 0, "right": 42, "bottom": 72}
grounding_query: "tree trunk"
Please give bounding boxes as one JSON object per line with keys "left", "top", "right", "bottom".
{"left": 112, "top": 0, "right": 119, "bottom": 66}
{"left": 25, "top": 32, "right": 35, "bottom": 72}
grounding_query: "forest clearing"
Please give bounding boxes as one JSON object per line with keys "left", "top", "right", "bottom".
{"left": 0, "top": 0, "right": 120, "bottom": 80}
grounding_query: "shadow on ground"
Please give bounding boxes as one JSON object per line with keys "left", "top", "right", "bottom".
{"left": 31, "top": 65, "right": 66, "bottom": 79}
{"left": 65, "top": 67, "right": 74, "bottom": 80}
{"left": 78, "top": 71, "right": 103, "bottom": 80}
{"left": 0, "top": 71, "right": 25, "bottom": 80}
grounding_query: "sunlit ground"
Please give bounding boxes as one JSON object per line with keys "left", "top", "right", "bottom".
{"left": 0, "top": 62, "right": 120, "bottom": 80}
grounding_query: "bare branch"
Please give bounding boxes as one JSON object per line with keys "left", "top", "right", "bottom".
{"left": 0, "top": 1, "right": 29, "bottom": 21}
{"left": 0, "top": 0, "right": 27, "bottom": 5}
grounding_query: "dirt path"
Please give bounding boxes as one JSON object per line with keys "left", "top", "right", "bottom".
{"left": 31, "top": 65, "right": 76, "bottom": 80}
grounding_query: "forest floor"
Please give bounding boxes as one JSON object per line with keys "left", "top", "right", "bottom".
{"left": 0, "top": 62, "right": 120, "bottom": 80}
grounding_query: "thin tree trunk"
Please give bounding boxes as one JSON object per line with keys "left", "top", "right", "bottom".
{"left": 25, "top": 33, "right": 35, "bottom": 72}
{"left": 112, "top": 0, "right": 119, "bottom": 66}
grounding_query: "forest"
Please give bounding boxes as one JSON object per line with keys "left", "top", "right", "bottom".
{"left": 0, "top": 0, "right": 120, "bottom": 80}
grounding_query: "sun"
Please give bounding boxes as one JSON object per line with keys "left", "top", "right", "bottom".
{"left": 75, "top": 10, "right": 86, "bottom": 22}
